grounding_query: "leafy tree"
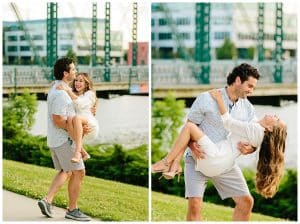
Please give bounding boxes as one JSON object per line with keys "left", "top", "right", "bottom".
{"left": 66, "top": 48, "right": 77, "bottom": 63}
{"left": 151, "top": 93, "right": 185, "bottom": 162}
{"left": 216, "top": 37, "right": 237, "bottom": 59}
{"left": 3, "top": 90, "right": 37, "bottom": 139}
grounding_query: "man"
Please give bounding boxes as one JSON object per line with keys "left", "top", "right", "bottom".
{"left": 185, "top": 63, "right": 260, "bottom": 221}
{"left": 37, "top": 57, "right": 91, "bottom": 221}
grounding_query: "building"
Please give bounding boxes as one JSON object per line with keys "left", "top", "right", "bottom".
{"left": 127, "top": 42, "right": 149, "bottom": 65}
{"left": 3, "top": 18, "right": 123, "bottom": 65}
{"left": 151, "top": 3, "right": 297, "bottom": 60}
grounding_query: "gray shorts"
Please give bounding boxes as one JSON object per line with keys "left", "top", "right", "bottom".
{"left": 50, "top": 140, "right": 85, "bottom": 172}
{"left": 184, "top": 154, "right": 250, "bottom": 200}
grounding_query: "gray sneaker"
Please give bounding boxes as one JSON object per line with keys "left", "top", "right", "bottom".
{"left": 38, "top": 199, "right": 53, "bottom": 218}
{"left": 65, "top": 208, "right": 91, "bottom": 221}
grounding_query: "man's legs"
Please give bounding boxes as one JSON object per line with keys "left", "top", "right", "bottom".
{"left": 68, "top": 169, "right": 85, "bottom": 210}
{"left": 38, "top": 170, "right": 71, "bottom": 217}
{"left": 232, "top": 195, "right": 254, "bottom": 221}
{"left": 45, "top": 170, "right": 71, "bottom": 203}
{"left": 187, "top": 197, "right": 203, "bottom": 221}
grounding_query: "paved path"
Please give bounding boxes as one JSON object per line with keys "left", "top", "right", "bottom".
{"left": 3, "top": 190, "right": 98, "bottom": 221}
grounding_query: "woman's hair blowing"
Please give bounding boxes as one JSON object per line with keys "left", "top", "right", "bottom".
{"left": 255, "top": 125, "right": 287, "bottom": 198}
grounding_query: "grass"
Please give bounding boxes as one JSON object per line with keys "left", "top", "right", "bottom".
{"left": 3, "top": 160, "right": 286, "bottom": 221}
{"left": 3, "top": 159, "right": 148, "bottom": 221}
{"left": 152, "top": 191, "right": 284, "bottom": 221}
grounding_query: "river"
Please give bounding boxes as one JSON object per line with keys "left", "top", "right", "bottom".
{"left": 30, "top": 97, "right": 297, "bottom": 168}
{"left": 30, "top": 95, "right": 149, "bottom": 148}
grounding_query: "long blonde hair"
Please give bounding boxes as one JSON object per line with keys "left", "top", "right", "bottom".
{"left": 72, "top": 72, "right": 93, "bottom": 94}
{"left": 255, "top": 125, "right": 287, "bottom": 198}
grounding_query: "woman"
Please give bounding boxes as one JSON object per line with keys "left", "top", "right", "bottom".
{"left": 152, "top": 89, "right": 287, "bottom": 198}
{"left": 57, "top": 72, "right": 99, "bottom": 163}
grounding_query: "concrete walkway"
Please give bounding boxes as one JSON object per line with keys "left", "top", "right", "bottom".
{"left": 3, "top": 190, "right": 98, "bottom": 221}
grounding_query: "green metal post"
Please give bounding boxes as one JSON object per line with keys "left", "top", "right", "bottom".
{"left": 195, "top": 3, "right": 211, "bottom": 84}
{"left": 47, "top": 2, "right": 58, "bottom": 71}
{"left": 91, "top": 3, "right": 97, "bottom": 66}
{"left": 257, "top": 3, "right": 265, "bottom": 62}
{"left": 132, "top": 2, "right": 138, "bottom": 66}
{"left": 104, "top": 2, "right": 111, "bottom": 82}
{"left": 274, "top": 3, "right": 283, "bottom": 83}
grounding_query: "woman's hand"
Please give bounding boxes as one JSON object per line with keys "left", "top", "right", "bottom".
{"left": 209, "top": 89, "right": 222, "bottom": 101}
{"left": 56, "top": 84, "right": 67, "bottom": 91}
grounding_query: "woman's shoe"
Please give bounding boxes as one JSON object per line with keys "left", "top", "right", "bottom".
{"left": 151, "top": 158, "right": 170, "bottom": 173}
{"left": 162, "top": 160, "right": 182, "bottom": 182}
{"left": 71, "top": 152, "right": 82, "bottom": 163}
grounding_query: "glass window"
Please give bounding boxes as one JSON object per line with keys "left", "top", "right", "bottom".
{"left": 8, "top": 36, "right": 18, "bottom": 41}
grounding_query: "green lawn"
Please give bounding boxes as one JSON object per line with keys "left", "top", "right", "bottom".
{"left": 3, "top": 160, "right": 286, "bottom": 222}
{"left": 152, "top": 191, "right": 285, "bottom": 221}
{"left": 3, "top": 160, "right": 148, "bottom": 221}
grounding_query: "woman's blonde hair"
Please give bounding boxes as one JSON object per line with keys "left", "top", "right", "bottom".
{"left": 255, "top": 125, "right": 287, "bottom": 198}
{"left": 72, "top": 72, "right": 93, "bottom": 93}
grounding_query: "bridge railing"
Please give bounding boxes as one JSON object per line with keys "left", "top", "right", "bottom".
{"left": 152, "top": 59, "right": 297, "bottom": 86}
{"left": 3, "top": 65, "right": 149, "bottom": 87}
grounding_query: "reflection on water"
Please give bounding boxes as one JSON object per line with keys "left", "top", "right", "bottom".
{"left": 30, "top": 95, "right": 149, "bottom": 148}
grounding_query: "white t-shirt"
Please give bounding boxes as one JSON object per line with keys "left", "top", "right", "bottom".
{"left": 47, "top": 80, "right": 75, "bottom": 148}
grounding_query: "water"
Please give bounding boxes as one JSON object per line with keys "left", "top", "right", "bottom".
{"left": 30, "top": 95, "right": 149, "bottom": 148}
{"left": 31, "top": 97, "right": 297, "bottom": 168}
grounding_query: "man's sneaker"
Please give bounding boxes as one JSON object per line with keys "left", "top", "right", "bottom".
{"left": 38, "top": 199, "right": 53, "bottom": 218}
{"left": 65, "top": 208, "right": 91, "bottom": 221}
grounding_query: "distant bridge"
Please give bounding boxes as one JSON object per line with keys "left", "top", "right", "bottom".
{"left": 152, "top": 60, "right": 297, "bottom": 106}
{"left": 3, "top": 65, "right": 149, "bottom": 98}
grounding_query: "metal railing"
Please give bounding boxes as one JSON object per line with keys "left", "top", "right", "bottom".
{"left": 152, "top": 60, "right": 297, "bottom": 86}
{"left": 3, "top": 65, "right": 149, "bottom": 87}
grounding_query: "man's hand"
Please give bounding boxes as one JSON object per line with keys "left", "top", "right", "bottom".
{"left": 188, "top": 141, "right": 206, "bottom": 159}
{"left": 82, "top": 124, "right": 91, "bottom": 136}
{"left": 237, "top": 141, "right": 256, "bottom": 155}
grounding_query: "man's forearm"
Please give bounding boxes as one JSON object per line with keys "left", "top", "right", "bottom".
{"left": 52, "top": 115, "right": 68, "bottom": 130}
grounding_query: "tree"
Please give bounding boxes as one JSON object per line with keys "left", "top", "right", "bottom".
{"left": 216, "top": 37, "right": 237, "bottom": 59}
{"left": 151, "top": 93, "right": 185, "bottom": 162}
{"left": 3, "top": 90, "right": 38, "bottom": 139}
{"left": 66, "top": 49, "right": 77, "bottom": 64}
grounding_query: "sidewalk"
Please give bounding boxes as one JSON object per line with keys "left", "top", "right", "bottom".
{"left": 3, "top": 190, "right": 98, "bottom": 221}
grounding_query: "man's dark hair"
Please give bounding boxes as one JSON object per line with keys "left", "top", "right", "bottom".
{"left": 53, "top": 57, "right": 74, "bottom": 80}
{"left": 227, "top": 63, "right": 260, "bottom": 85}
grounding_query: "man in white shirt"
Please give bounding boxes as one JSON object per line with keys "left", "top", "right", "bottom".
{"left": 38, "top": 57, "right": 91, "bottom": 221}
{"left": 185, "top": 63, "right": 260, "bottom": 221}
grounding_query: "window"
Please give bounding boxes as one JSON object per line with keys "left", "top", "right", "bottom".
{"left": 7, "top": 46, "right": 18, "bottom": 52}
{"left": 20, "top": 46, "right": 30, "bottom": 51}
{"left": 32, "top": 35, "right": 43, "bottom": 40}
{"left": 60, "top": 45, "right": 72, "bottom": 51}
{"left": 176, "top": 18, "right": 190, "bottom": 25}
{"left": 158, "top": 33, "right": 172, "bottom": 40}
{"left": 8, "top": 36, "right": 18, "bottom": 41}
{"left": 159, "top": 18, "right": 167, "bottom": 26}
{"left": 151, "top": 32, "right": 155, "bottom": 40}
{"left": 151, "top": 19, "right": 155, "bottom": 26}
{"left": 214, "top": 32, "right": 230, "bottom": 40}
{"left": 179, "top": 32, "right": 190, "bottom": 40}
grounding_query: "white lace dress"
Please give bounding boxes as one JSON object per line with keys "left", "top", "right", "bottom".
{"left": 73, "top": 90, "right": 99, "bottom": 143}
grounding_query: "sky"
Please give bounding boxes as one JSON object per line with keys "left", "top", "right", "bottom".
{"left": 2, "top": 0, "right": 150, "bottom": 49}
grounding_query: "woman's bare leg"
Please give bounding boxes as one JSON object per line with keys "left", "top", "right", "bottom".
{"left": 70, "top": 115, "right": 88, "bottom": 163}
{"left": 165, "top": 121, "right": 205, "bottom": 163}
{"left": 152, "top": 121, "right": 205, "bottom": 172}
